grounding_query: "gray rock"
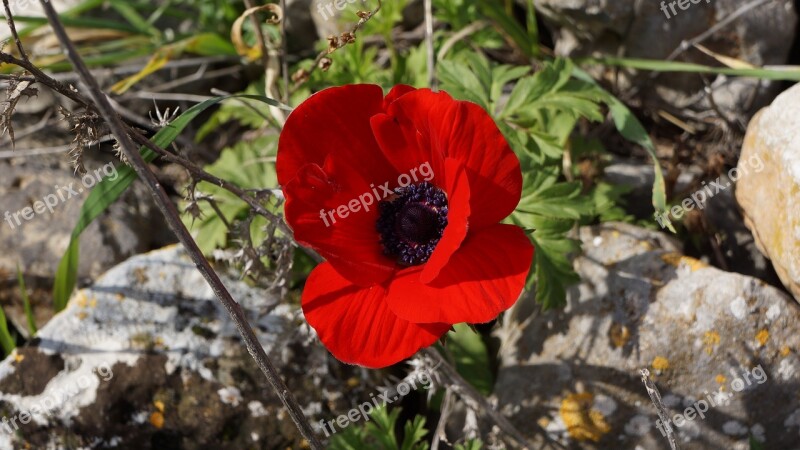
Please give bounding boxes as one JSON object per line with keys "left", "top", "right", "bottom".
{"left": 0, "top": 159, "right": 162, "bottom": 280}
{"left": 494, "top": 222, "right": 800, "bottom": 449}
{"left": 531, "top": 0, "right": 796, "bottom": 120}
{"left": 735, "top": 82, "right": 800, "bottom": 301}
{"left": 0, "top": 246, "right": 370, "bottom": 448}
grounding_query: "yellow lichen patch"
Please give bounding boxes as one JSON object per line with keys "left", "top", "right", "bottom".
{"left": 89, "top": 297, "right": 97, "bottom": 308}
{"left": 12, "top": 352, "right": 24, "bottom": 364}
{"left": 74, "top": 291, "right": 88, "bottom": 308}
{"left": 559, "top": 393, "right": 611, "bottom": 442}
{"left": 346, "top": 377, "right": 360, "bottom": 388}
{"left": 538, "top": 417, "right": 550, "bottom": 428}
{"left": 609, "top": 323, "right": 631, "bottom": 348}
{"left": 703, "top": 331, "right": 721, "bottom": 354}
{"left": 755, "top": 329, "right": 770, "bottom": 347}
{"left": 715, "top": 374, "right": 727, "bottom": 385}
{"left": 115, "top": 293, "right": 125, "bottom": 302}
{"left": 153, "top": 337, "right": 165, "bottom": 350}
{"left": 660, "top": 253, "right": 708, "bottom": 271}
{"left": 652, "top": 356, "right": 670, "bottom": 372}
{"left": 781, "top": 346, "right": 792, "bottom": 357}
{"left": 77, "top": 311, "right": 88, "bottom": 320}
{"left": 150, "top": 411, "right": 164, "bottom": 429}
{"left": 154, "top": 400, "right": 165, "bottom": 413}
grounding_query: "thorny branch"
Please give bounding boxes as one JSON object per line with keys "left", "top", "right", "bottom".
{"left": 2, "top": 0, "right": 324, "bottom": 447}
{"left": 0, "top": 41, "right": 322, "bottom": 263}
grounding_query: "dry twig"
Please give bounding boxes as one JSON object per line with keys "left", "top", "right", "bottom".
{"left": 3, "top": 1, "right": 325, "bottom": 446}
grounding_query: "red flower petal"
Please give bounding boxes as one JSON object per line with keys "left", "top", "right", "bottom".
{"left": 277, "top": 84, "right": 397, "bottom": 188}
{"left": 382, "top": 84, "right": 417, "bottom": 110}
{"left": 419, "top": 157, "right": 470, "bottom": 284}
{"left": 283, "top": 162, "right": 397, "bottom": 286}
{"left": 302, "top": 262, "right": 450, "bottom": 368}
{"left": 385, "top": 224, "right": 534, "bottom": 324}
{"left": 375, "top": 89, "right": 522, "bottom": 230}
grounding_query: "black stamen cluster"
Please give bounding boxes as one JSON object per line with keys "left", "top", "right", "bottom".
{"left": 376, "top": 182, "right": 448, "bottom": 266}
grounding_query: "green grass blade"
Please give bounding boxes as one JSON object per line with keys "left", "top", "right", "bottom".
{"left": 108, "top": 0, "right": 161, "bottom": 37}
{"left": 15, "top": 264, "right": 37, "bottom": 335}
{"left": 16, "top": 0, "right": 106, "bottom": 38}
{"left": 53, "top": 238, "right": 79, "bottom": 312}
{"left": 526, "top": 0, "right": 540, "bottom": 58}
{"left": 478, "top": 0, "right": 535, "bottom": 58}
{"left": 0, "top": 305, "right": 16, "bottom": 357}
{"left": 52, "top": 94, "right": 291, "bottom": 308}
{"left": 11, "top": 15, "right": 143, "bottom": 34}
{"left": 580, "top": 56, "right": 800, "bottom": 81}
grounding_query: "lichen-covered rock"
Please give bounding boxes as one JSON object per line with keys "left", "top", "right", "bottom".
{"left": 735, "top": 82, "right": 800, "bottom": 301}
{"left": 494, "top": 223, "right": 800, "bottom": 449}
{"left": 0, "top": 246, "right": 368, "bottom": 449}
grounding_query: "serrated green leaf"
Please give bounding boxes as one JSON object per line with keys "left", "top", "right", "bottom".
{"left": 437, "top": 60, "right": 490, "bottom": 109}
{"left": 400, "top": 415, "right": 429, "bottom": 450}
{"left": 455, "top": 439, "right": 484, "bottom": 450}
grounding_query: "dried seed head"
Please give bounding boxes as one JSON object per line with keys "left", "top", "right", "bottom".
{"left": 327, "top": 35, "right": 339, "bottom": 53}
{"left": 291, "top": 68, "right": 310, "bottom": 83}
{"left": 319, "top": 57, "right": 333, "bottom": 72}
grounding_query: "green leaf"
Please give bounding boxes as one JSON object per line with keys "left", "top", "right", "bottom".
{"left": 0, "top": 304, "right": 16, "bottom": 357}
{"left": 437, "top": 60, "right": 491, "bottom": 110}
{"left": 490, "top": 64, "right": 531, "bottom": 110}
{"left": 477, "top": 0, "right": 535, "bottom": 58}
{"left": 400, "top": 415, "right": 430, "bottom": 450}
{"left": 108, "top": 0, "right": 161, "bottom": 37}
{"left": 526, "top": 0, "right": 540, "bottom": 58}
{"left": 571, "top": 67, "right": 672, "bottom": 231}
{"left": 365, "top": 408, "right": 400, "bottom": 450}
{"left": 528, "top": 217, "right": 582, "bottom": 309}
{"left": 52, "top": 94, "right": 290, "bottom": 307}
{"left": 750, "top": 436, "right": 765, "bottom": 450}
{"left": 501, "top": 59, "right": 572, "bottom": 119}
{"left": 448, "top": 323, "right": 494, "bottom": 395}
{"left": 455, "top": 440, "right": 484, "bottom": 450}
{"left": 52, "top": 238, "right": 79, "bottom": 313}
{"left": 581, "top": 56, "right": 800, "bottom": 81}
{"left": 16, "top": 264, "right": 37, "bottom": 335}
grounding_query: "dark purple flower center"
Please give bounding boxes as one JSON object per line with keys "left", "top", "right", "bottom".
{"left": 376, "top": 182, "right": 448, "bottom": 266}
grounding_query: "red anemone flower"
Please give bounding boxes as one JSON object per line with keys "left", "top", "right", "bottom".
{"left": 277, "top": 84, "right": 534, "bottom": 368}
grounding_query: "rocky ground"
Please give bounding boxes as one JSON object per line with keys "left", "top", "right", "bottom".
{"left": 1, "top": 0, "right": 800, "bottom": 449}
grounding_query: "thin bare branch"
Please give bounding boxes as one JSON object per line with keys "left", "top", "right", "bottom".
{"left": 641, "top": 369, "right": 680, "bottom": 450}
{"left": 423, "top": 348, "right": 532, "bottom": 449}
{"left": 32, "top": 1, "right": 323, "bottom": 446}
